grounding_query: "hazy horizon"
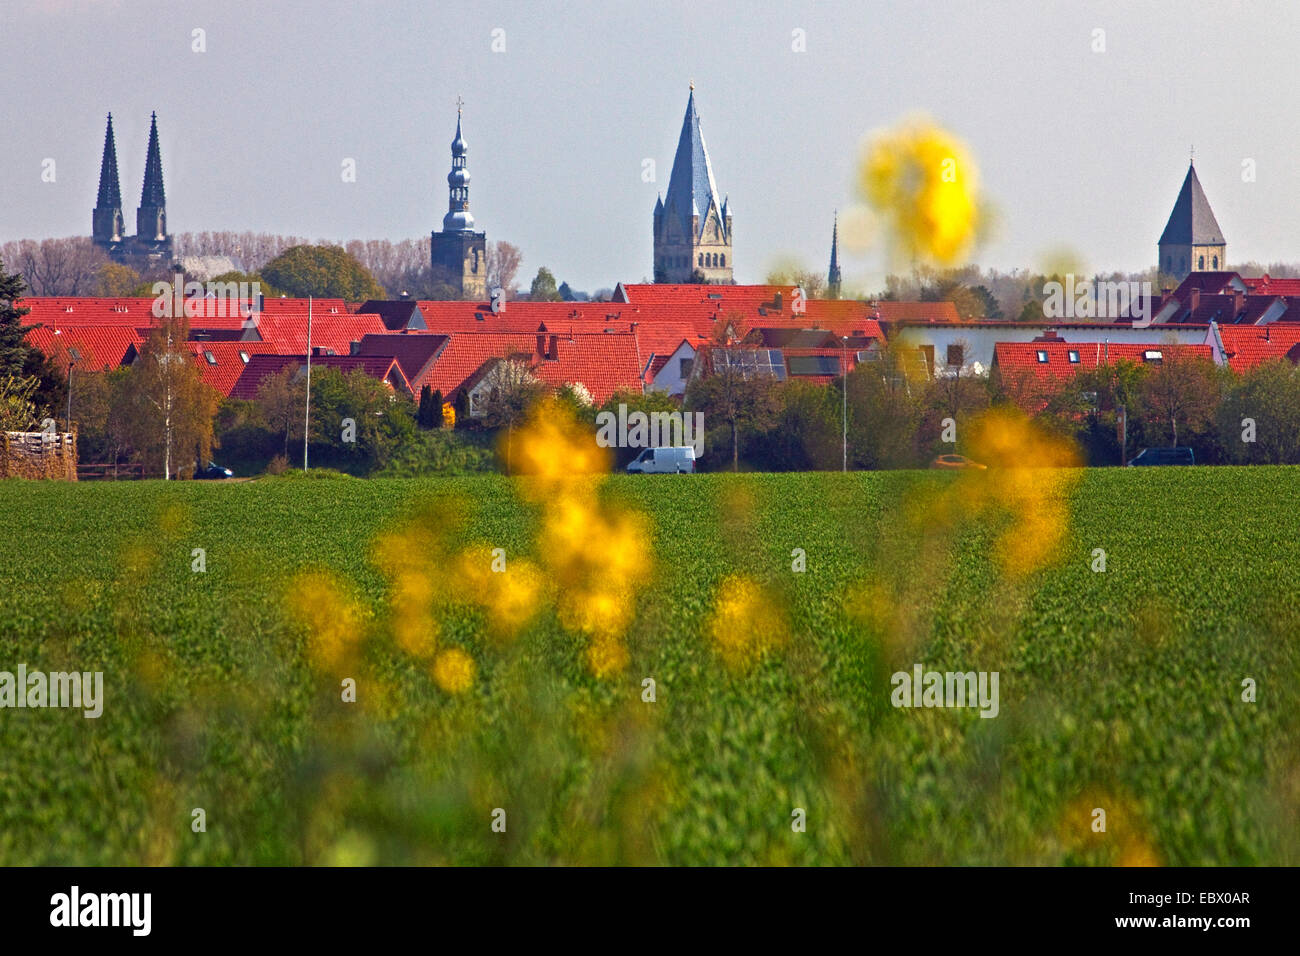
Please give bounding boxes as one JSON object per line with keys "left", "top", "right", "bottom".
{"left": 3, "top": 0, "right": 1297, "bottom": 292}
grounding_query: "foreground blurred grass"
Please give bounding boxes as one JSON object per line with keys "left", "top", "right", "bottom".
{"left": 0, "top": 469, "right": 1296, "bottom": 865}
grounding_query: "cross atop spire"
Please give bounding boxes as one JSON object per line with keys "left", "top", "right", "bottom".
{"left": 456, "top": 94, "right": 464, "bottom": 114}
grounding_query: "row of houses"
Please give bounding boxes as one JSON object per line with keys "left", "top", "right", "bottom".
{"left": 20, "top": 274, "right": 1300, "bottom": 418}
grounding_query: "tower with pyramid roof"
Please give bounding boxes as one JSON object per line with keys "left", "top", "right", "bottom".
{"left": 430, "top": 103, "right": 487, "bottom": 300}
{"left": 653, "top": 86, "right": 733, "bottom": 284}
{"left": 1158, "top": 160, "right": 1226, "bottom": 280}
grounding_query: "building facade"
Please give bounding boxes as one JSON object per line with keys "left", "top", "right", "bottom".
{"left": 653, "top": 87, "right": 733, "bottom": 284}
{"left": 430, "top": 107, "right": 487, "bottom": 300}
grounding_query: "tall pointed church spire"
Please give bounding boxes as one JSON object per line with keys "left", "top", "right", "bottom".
{"left": 653, "top": 86, "right": 733, "bottom": 283}
{"left": 135, "top": 112, "right": 169, "bottom": 247}
{"left": 828, "top": 213, "right": 842, "bottom": 299}
{"left": 92, "top": 114, "right": 124, "bottom": 247}
{"left": 140, "top": 112, "right": 165, "bottom": 208}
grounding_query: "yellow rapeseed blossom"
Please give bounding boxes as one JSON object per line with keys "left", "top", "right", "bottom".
{"left": 432, "top": 647, "right": 476, "bottom": 694}
{"left": 858, "top": 115, "right": 982, "bottom": 266}
{"left": 707, "top": 574, "right": 787, "bottom": 671}
{"left": 284, "top": 569, "right": 365, "bottom": 674}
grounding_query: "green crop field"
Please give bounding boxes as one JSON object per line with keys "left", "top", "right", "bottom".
{"left": 0, "top": 468, "right": 1297, "bottom": 866}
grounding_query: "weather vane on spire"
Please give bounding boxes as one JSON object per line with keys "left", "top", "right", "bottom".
{"left": 456, "top": 94, "right": 464, "bottom": 114}
{"left": 1190, "top": 144, "right": 1194, "bottom": 166}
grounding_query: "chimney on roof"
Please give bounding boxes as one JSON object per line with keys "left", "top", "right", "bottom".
{"left": 1190, "top": 287, "right": 1200, "bottom": 312}
{"left": 548, "top": 334, "right": 558, "bottom": 359}
{"left": 350, "top": 341, "right": 361, "bottom": 355}
{"left": 774, "top": 291, "right": 783, "bottom": 311}
{"left": 536, "top": 331, "right": 546, "bottom": 357}
{"left": 1232, "top": 290, "right": 1244, "bottom": 319}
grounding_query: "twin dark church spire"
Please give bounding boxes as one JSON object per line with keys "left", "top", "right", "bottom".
{"left": 93, "top": 112, "right": 171, "bottom": 261}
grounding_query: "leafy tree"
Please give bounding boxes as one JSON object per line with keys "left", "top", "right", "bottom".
{"left": 430, "top": 389, "right": 444, "bottom": 428}
{"left": 688, "top": 268, "right": 708, "bottom": 285}
{"left": 1217, "top": 360, "right": 1300, "bottom": 464}
{"left": 120, "top": 307, "right": 221, "bottom": 479}
{"left": 255, "top": 364, "right": 306, "bottom": 457}
{"left": 685, "top": 348, "right": 781, "bottom": 471}
{"left": 1140, "top": 351, "right": 1221, "bottom": 448}
{"left": 0, "top": 375, "right": 43, "bottom": 431}
{"left": 529, "top": 267, "right": 561, "bottom": 302}
{"left": 845, "top": 344, "right": 924, "bottom": 469}
{"left": 95, "top": 262, "right": 141, "bottom": 296}
{"left": 305, "top": 367, "right": 416, "bottom": 472}
{"left": 262, "top": 244, "right": 385, "bottom": 300}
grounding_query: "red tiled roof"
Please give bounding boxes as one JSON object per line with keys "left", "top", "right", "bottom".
{"left": 1242, "top": 274, "right": 1300, "bottom": 296}
{"left": 247, "top": 310, "right": 387, "bottom": 355}
{"left": 24, "top": 325, "right": 141, "bottom": 370}
{"left": 229, "top": 353, "right": 410, "bottom": 401}
{"left": 994, "top": 340, "right": 1213, "bottom": 383}
{"left": 187, "top": 341, "right": 281, "bottom": 397}
{"left": 354, "top": 333, "right": 450, "bottom": 392}
{"left": 1214, "top": 323, "right": 1300, "bottom": 371}
{"left": 421, "top": 330, "right": 643, "bottom": 404}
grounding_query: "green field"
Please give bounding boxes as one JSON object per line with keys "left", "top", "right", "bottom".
{"left": 1, "top": 468, "right": 1297, "bottom": 865}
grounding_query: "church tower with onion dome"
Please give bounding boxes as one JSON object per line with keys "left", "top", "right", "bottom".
{"left": 430, "top": 102, "right": 487, "bottom": 300}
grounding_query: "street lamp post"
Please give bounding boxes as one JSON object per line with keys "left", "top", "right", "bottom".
{"left": 841, "top": 336, "right": 849, "bottom": 472}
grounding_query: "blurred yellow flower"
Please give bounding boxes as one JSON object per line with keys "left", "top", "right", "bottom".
{"left": 432, "top": 647, "right": 476, "bottom": 694}
{"left": 708, "top": 574, "right": 787, "bottom": 671}
{"left": 858, "top": 115, "right": 982, "bottom": 266}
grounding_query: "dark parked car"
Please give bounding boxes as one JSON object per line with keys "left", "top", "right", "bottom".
{"left": 1128, "top": 447, "right": 1195, "bottom": 467}
{"left": 194, "top": 461, "right": 234, "bottom": 480}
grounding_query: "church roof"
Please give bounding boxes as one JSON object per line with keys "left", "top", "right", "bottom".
{"left": 662, "top": 89, "right": 727, "bottom": 242}
{"left": 1159, "top": 163, "right": 1224, "bottom": 246}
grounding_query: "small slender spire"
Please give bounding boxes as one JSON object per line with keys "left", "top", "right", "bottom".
{"left": 139, "top": 111, "right": 165, "bottom": 207}
{"left": 828, "top": 212, "right": 842, "bottom": 298}
{"left": 96, "top": 113, "right": 122, "bottom": 209}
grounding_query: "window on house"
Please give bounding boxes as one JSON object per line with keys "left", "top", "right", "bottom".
{"left": 946, "top": 344, "right": 964, "bottom": 367}
{"left": 1143, "top": 350, "right": 1163, "bottom": 363}
{"left": 204, "top": 350, "right": 217, "bottom": 364}
{"left": 1036, "top": 350, "right": 1049, "bottom": 363}
{"left": 239, "top": 351, "right": 250, "bottom": 363}
{"left": 680, "top": 357, "right": 693, "bottom": 378}
{"left": 1198, "top": 256, "right": 1205, "bottom": 270}
{"left": 1068, "top": 350, "right": 1080, "bottom": 363}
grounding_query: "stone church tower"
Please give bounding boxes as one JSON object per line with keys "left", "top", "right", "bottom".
{"left": 653, "top": 86, "right": 733, "bottom": 283}
{"left": 430, "top": 105, "right": 487, "bottom": 300}
{"left": 1158, "top": 160, "right": 1226, "bottom": 280}
{"left": 92, "top": 112, "right": 172, "bottom": 266}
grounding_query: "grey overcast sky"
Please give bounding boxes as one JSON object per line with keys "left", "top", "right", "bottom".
{"left": 2, "top": 0, "right": 1297, "bottom": 292}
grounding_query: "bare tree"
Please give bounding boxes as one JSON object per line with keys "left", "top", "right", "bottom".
{"left": 486, "top": 241, "right": 523, "bottom": 295}
{"left": 0, "top": 238, "right": 109, "bottom": 295}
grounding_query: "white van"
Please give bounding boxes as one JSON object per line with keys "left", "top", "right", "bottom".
{"left": 626, "top": 446, "right": 697, "bottom": 474}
